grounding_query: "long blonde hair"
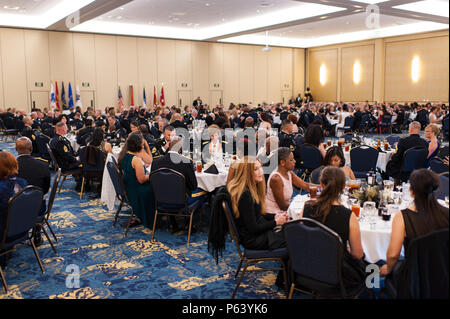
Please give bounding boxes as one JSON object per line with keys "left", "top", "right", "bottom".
{"left": 227, "top": 156, "right": 266, "bottom": 219}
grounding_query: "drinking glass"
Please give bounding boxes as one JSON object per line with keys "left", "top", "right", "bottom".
{"left": 351, "top": 204, "right": 360, "bottom": 218}
{"left": 309, "top": 186, "right": 317, "bottom": 199}
{"left": 196, "top": 161, "right": 203, "bottom": 173}
{"left": 362, "top": 201, "right": 376, "bottom": 222}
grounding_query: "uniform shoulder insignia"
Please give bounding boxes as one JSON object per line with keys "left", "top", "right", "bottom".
{"left": 36, "top": 157, "right": 49, "bottom": 163}
{"left": 152, "top": 147, "right": 157, "bottom": 153}
{"left": 223, "top": 140, "right": 228, "bottom": 144}
{"left": 290, "top": 145, "right": 295, "bottom": 151}
{"left": 63, "top": 145, "right": 68, "bottom": 152}
{"left": 202, "top": 141, "right": 209, "bottom": 145}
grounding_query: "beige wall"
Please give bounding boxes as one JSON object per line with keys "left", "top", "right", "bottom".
{"left": 307, "top": 30, "right": 449, "bottom": 103}
{"left": 0, "top": 27, "right": 303, "bottom": 112}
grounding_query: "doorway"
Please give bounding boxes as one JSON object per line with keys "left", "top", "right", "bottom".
{"left": 281, "top": 90, "right": 292, "bottom": 105}
{"left": 80, "top": 91, "right": 95, "bottom": 110}
{"left": 177, "top": 90, "right": 192, "bottom": 108}
{"left": 209, "top": 90, "right": 223, "bottom": 107}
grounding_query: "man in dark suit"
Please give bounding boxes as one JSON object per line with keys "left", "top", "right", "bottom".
{"left": 416, "top": 105, "right": 429, "bottom": 130}
{"left": 151, "top": 137, "right": 206, "bottom": 232}
{"left": 16, "top": 137, "right": 51, "bottom": 246}
{"left": 76, "top": 118, "right": 95, "bottom": 146}
{"left": 385, "top": 121, "right": 428, "bottom": 182}
{"left": 171, "top": 113, "right": 188, "bottom": 130}
{"left": 193, "top": 96, "right": 203, "bottom": 107}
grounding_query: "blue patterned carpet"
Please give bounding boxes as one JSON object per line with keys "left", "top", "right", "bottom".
{"left": 0, "top": 141, "right": 289, "bottom": 299}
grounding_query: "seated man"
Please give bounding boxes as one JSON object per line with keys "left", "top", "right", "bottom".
{"left": 385, "top": 121, "right": 428, "bottom": 182}
{"left": 49, "top": 122, "right": 83, "bottom": 190}
{"left": 16, "top": 137, "right": 50, "bottom": 246}
{"left": 151, "top": 137, "right": 206, "bottom": 232}
{"left": 151, "top": 125, "right": 175, "bottom": 159}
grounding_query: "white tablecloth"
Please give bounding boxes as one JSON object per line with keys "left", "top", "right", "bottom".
{"left": 67, "top": 135, "right": 80, "bottom": 153}
{"left": 195, "top": 169, "right": 228, "bottom": 192}
{"left": 101, "top": 153, "right": 117, "bottom": 211}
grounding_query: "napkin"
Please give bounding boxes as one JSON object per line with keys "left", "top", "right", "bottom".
{"left": 204, "top": 164, "right": 219, "bottom": 175}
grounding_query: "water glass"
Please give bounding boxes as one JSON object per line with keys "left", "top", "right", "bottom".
{"left": 362, "top": 201, "right": 376, "bottom": 222}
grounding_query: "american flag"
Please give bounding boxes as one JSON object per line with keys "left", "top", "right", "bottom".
{"left": 118, "top": 86, "right": 124, "bottom": 110}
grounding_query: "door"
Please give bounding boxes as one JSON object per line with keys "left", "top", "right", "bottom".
{"left": 209, "top": 90, "right": 223, "bottom": 107}
{"left": 30, "top": 91, "right": 49, "bottom": 111}
{"left": 177, "top": 90, "right": 192, "bottom": 108}
{"left": 281, "top": 90, "right": 292, "bottom": 105}
{"left": 80, "top": 91, "right": 95, "bottom": 110}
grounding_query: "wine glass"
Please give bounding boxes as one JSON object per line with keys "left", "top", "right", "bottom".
{"left": 362, "top": 201, "right": 376, "bottom": 222}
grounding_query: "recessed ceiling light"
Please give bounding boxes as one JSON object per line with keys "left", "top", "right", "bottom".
{"left": 320, "top": 16, "right": 328, "bottom": 19}
{"left": 205, "top": 3, "right": 210, "bottom": 6}
{"left": 3, "top": 5, "right": 20, "bottom": 10}
{"left": 119, "top": 7, "right": 124, "bottom": 10}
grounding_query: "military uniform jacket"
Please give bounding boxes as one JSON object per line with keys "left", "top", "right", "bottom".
{"left": 49, "top": 134, "right": 80, "bottom": 170}
{"left": 17, "top": 154, "right": 50, "bottom": 195}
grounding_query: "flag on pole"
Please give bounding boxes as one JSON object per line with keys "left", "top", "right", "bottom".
{"left": 68, "top": 82, "right": 74, "bottom": 109}
{"left": 129, "top": 85, "right": 134, "bottom": 107}
{"left": 50, "top": 83, "right": 56, "bottom": 108}
{"left": 143, "top": 87, "right": 147, "bottom": 108}
{"left": 55, "top": 81, "right": 60, "bottom": 110}
{"left": 160, "top": 84, "right": 165, "bottom": 107}
{"left": 153, "top": 86, "right": 157, "bottom": 106}
{"left": 76, "top": 85, "right": 82, "bottom": 108}
{"left": 118, "top": 86, "right": 124, "bottom": 110}
{"left": 61, "top": 81, "right": 68, "bottom": 110}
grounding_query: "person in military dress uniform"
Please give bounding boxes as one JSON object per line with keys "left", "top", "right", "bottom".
{"left": 49, "top": 122, "right": 83, "bottom": 190}
{"left": 278, "top": 119, "right": 297, "bottom": 152}
{"left": 150, "top": 125, "right": 176, "bottom": 159}
{"left": 183, "top": 106, "right": 194, "bottom": 126}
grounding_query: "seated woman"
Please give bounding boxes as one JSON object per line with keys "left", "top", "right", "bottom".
{"left": 88, "top": 127, "right": 112, "bottom": 159}
{"left": 287, "top": 114, "right": 299, "bottom": 134}
{"left": 380, "top": 169, "right": 448, "bottom": 280}
{"left": 304, "top": 124, "right": 326, "bottom": 158}
{"left": 118, "top": 132, "right": 155, "bottom": 228}
{"left": 299, "top": 166, "right": 365, "bottom": 287}
{"left": 323, "top": 146, "right": 355, "bottom": 180}
{"left": 424, "top": 124, "right": 441, "bottom": 168}
{"left": 227, "top": 156, "right": 289, "bottom": 251}
{"left": 266, "top": 147, "right": 315, "bottom": 214}
{"left": 0, "top": 151, "right": 28, "bottom": 267}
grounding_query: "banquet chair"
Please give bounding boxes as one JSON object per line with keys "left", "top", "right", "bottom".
{"left": 295, "top": 143, "right": 323, "bottom": 181}
{"left": 359, "top": 114, "right": 371, "bottom": 134}
{"left": 78, "top": 146, "right": 105, "bottom": 199}
{"left": 384, "top": 229, "right": 449, "bottom": 299}
{"left": 283, "top": 218, "right": 367, "bottom": 299}
{"left": 379, "top": 114, "right": 393, "bottom": 134}
{"left": 343, "top": 133, "right": 353, "bottom": 143}
{"left": 0, "top": 186, "right": 45, "bottom": 293}
{"left": 34, "top": 169, "right": 61, "bottom": 256}
{"left": 442, "top": 116, "right": 449, "bottom": 141}
{"left": 0, "top": 118, "right": 18, "bottom": 142}
{"left": 311, "top": 166, "right": 324, "bottom": 185}
{"left": 434, "top": 173, "right": 449, "bottom": 201}
{"left": 46, "top": 144, "right": 82, "bottom": 193}
{"left": 399, "top": 147, "right": 428, "bottom": 183}
{"left": 386, "top": 135, "right": 401, "bottom": 147}
{"left": 35, "top": 132, "right": 51, "bottom": 162}
{"left": 337, "top": 116, "right": 354, "bottom": 134}
{"left": 150, "top": 168, "right": 201, "bottom": 246}
{"left": 107, "top": 161, "right": 135, "bottom": 236}
{"left": 350, "top": 146, "right": 379, "bottom": 179}
{"left": 429, "top": 157, "right": 448, "bottom": 175}
{"left": 221, "top": 200, "right": 288, "bottom": 299}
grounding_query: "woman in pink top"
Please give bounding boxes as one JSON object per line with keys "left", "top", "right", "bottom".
{"left": 266, "top": 147, "right": 316, "bottom": 214}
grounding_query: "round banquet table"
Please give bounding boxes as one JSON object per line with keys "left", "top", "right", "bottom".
{"left": 195, "top": 168, "right": 229, "bottom": 192}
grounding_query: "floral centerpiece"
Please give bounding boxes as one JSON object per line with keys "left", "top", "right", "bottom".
{"left": 352, "top": 185, "right": 381, "bottom": 207}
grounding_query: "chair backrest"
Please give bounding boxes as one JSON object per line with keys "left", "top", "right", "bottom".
{"left": 360, "top": 114, "right": 370, "bottom": 127}
{"left": 149, "top": 168, "right": 187, "bottom": 208}
{"left": 434, "top": 174, "right": 449, "bottom": 200}
{"left": 343, "top": 133, "right": 353, "bottom": 143}
{"left": 401, "top": 147, "right": 428, "bottom": 173}
{"left": 386, "top": 135, "right": 401, "bottom": 146}
{"left": 344, "top": 116, "right": 354, "bottom": 127}
{"left": 222, "top": 200, "right": 244, "bottom": 258}
{"left": 311, "top": 166, "right": 324, "bottom": 185}
{"left": 107, "top": 161, "right": 127, "bottom": 201}
{"left": 350, "top": 145, "right": 379, "bottom": 173}
{"left": 283, "top": 218, "right": 344, "bottom": 287}
{"left": 429, "top": 157, "right": 448, "bottom": 175}
{"left": 2, "top": 186, "right": 43, "bottom": 246}
{"left": 297, "top": 144, "right": 323, "bottom": 171}
{"left": 79, "top": 145, "right": 105, "bottom": 172}
{"left": 46, "top": 143, "right": 60, "bottom": 170}
{"left": 381, "top": 114, "right": 392, "bottom": 124}
{"left": 45, "top": 169, "right": 61, "bottom": 220}
{"left": 399, "top": 229, "right": 449, "bottom": 299}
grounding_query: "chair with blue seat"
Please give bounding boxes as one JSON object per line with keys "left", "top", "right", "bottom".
{"left": 0, "top": 117, "right": 18, "bottom": 142}
{"left": 295, "top": 143, "right": 323, "bottom": 182}
{"left": 283, "top": 218, "right": 367, "bottom": 299}
{"left": 221, "top": 200, "right": 288, "bottom": 299}
{"left": 434, "top": 173, "right": 449, "bottom": 201}
{"left": 150, "top": 168, "right": 201, "bottom": 246}
{"left": 0, "top": 186, "right": 45, "bottom": 293}
{"left": 107, "top": 161, "right": 135, "bottom": 236}
{"left": 429, "top": 157, "right": 448, "bottom": 175}
{"left": 399, "top": 147, "right": 428, "bottom": 183}
{"left": 337, "top": 116, "right": 354, "bottom": 134}
{"left": 350, "top": 145, "right": 379, "bottom": 179}
{"left": 34, "top": 169, "right": 61, "bottom": 256}
{"left": 78, "top": 145, "right": 105, "bottom": 199}
{"left": 35, "top": 132, "right": 51, "bottom": 162}
{"left": 359, "top": 114, "right": 371, "bottom": 134}
{"left": 379, "top": 114, "right": 393, "bottom": 134}
{"left": 386, "top": 135, "right": 401, "bottom": 147}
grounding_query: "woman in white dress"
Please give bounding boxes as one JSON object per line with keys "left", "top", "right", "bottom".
{"left": 335, "top": 104, "right": 350, "bottom": 137}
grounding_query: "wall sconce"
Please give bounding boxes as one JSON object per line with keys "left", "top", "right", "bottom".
{"left": 319, "top": 64, "right": 327, "bottom": 86}
{"left": 353, "top": 60, "right": 361, "bottom": 84}
{"left": 411, "top": 56, "right": 420, "bottom": 83}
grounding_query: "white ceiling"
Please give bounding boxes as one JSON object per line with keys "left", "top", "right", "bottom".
{"left": 0, "top": 0, "right": 448, "bottom": 47}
